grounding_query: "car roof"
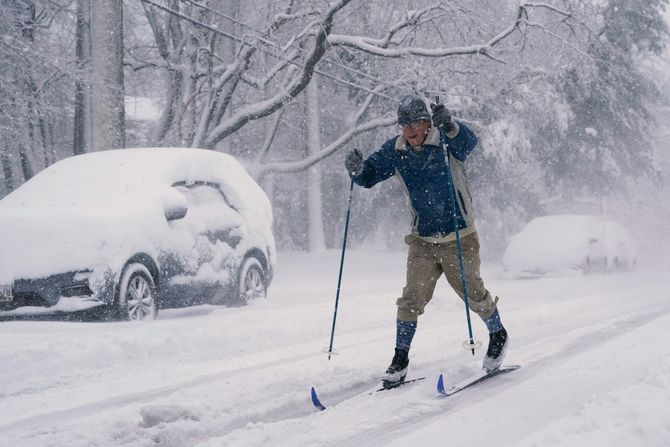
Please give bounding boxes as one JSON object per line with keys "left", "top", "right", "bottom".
{"left": 0, "top": 148, "right": 269, "bottom": 217}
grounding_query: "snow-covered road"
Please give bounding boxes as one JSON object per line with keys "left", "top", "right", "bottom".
{"left": 1, "top": 249, "right": 669, "bottom": 446}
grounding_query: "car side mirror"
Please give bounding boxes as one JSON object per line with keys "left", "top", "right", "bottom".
{"left": 165, "top": 205, "right": 188, "bottom": 221}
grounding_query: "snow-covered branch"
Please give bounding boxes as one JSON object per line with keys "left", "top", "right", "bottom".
{"left": 254, "top": 114, "right": 396, "bottom": 177}
{"left": 203, "top": 0, "right": 353, "bottom": 147}
{"left": 327, "top": 2, "right": 571, "bottom": 60}
{"left": 240, "top": 49, "right": 301, "bottom": 89}
{"left": 357, "top": 6, "right": 443, "bottom": 48}
{"left": 327, "top": 35, "right": 494, "bottom": 59}
{"left": 522, "top": 2, "right": 573, "bottom": 17}
{"left": 140, "top": 0, "right": 244, "bottom": 45}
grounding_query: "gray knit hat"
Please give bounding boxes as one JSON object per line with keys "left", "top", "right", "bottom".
{"left": 397, "top": 95, "right": 431, "bottom": 125}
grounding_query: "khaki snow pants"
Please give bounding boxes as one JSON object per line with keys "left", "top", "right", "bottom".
{"left": 396, "top": 232, "right": 497, "bottom": 322}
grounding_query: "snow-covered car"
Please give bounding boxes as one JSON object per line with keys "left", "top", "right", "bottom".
{"left": 0, "top": 148, "right": 276, "bottom": 320}
{"left": 502, "top": 215, "right": 636, "bottom": 278}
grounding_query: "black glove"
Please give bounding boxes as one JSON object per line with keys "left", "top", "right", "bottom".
{"left": 430, "top": 103, "right": 455, "bottom": 133}
{"left": 345, "top": 149, "right": 364, "bottom": 175}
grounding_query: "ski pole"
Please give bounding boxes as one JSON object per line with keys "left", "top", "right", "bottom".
{"left": 435, "top": 96, "right": 478, "bottom": 355}
{"left": 326, "top": 177, "right": 355, "bottom": 360}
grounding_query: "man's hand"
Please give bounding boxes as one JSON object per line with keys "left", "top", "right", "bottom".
{"left": 430, "top": 103, "right": 455, "bottom": 133}
{"left": 345, "top": 149, "right": 364, "bottom": 175}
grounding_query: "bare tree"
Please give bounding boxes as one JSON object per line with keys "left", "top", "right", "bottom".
{"left": 132, "top": 1, "right": 579, "bottom": 169}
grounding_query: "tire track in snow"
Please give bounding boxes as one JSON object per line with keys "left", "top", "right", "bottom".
{"left": 3, "top": 289, "right": 668, "bottom": 444}
{"left": 307, "top": 303, "right": 670, "bottom": 447}
{"left": 0, "top": 317, "right": 435, "bottom": 436}
{"left": 0, "top": 308, "right": 464, "bottom": 438}
{"left": 0, "top": 344, "right": 323, "bottom": 435}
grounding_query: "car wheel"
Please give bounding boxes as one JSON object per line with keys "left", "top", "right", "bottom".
{"left": 236, "top": 257, "right": 266, "bottom": 305}
{"left": 117, "top": 263, "right": 158, "bottom": 321}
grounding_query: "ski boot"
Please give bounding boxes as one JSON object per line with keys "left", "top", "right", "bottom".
{"left": 483, "top": 327, "right": 508, "bottom": 372}
{"left": 382, "top": 347, "right": 409, "bottom": 388}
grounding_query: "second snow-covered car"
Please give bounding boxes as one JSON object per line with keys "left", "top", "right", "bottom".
{"left": 502, "top": 214, "right": 636, "bottom": 278}
{"left": 0, "top": 148, "right": 276, "bottom": 320}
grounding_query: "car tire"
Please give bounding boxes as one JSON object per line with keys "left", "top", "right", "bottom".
{"left": 236, "top": 257, "right": 266, "bottom": 305}
{"left": 116, "top": 263, "right": 158, "bottom": 321}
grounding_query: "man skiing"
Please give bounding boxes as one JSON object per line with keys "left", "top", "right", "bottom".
{"left": 344, "top": 94, "right": 508, "bottom": 386}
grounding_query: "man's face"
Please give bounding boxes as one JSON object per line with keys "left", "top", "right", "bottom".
{"left": 400, "top": 120, "right": 431, "bottom": 147}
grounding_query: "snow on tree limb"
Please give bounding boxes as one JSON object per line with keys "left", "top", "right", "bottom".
{"left": 327, "top": 2, "right": 571, "bottom": 60}
{"left": 203, "top": 0, "right": 353, "bottom": 147}
{"left": 252, "top": 115, "right": 396, "bottom": 178}
{"left": 136, "top": 0, "right": 583, "bottom": 152}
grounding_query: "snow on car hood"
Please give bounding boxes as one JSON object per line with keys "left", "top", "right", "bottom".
{"left": 0, "top": 205, "right": 166, "bottom": 283}
{"left": 0, "top": 148, "right": 275, "bottom": 283}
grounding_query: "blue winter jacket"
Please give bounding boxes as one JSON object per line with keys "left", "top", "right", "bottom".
{"left": 351, "top": 122, "right": 478, "bottom": 240}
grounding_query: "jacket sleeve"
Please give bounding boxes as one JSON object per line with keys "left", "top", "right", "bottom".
{"left": 350, "top": 140, "right": 397, "bottom": 188}
{"left": 446, "top": 121, "right": 478, "bottom": 161}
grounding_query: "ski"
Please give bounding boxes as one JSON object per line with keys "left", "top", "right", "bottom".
{"left": 437, "top": 365, "right": 520, "bottom": 396}
{"left": 311, "top": 377, "right": 426, "bottom": 411}
{"left": 310, "top": 387, "right": 327, "bottom": 411}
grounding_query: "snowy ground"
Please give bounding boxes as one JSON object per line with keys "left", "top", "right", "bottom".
{"left": 1, "top": 249, "right": 669, "bottom": 447}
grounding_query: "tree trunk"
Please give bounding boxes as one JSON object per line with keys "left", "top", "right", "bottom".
{"left": 91, "top": 0, "right": 125, "bottom": 150}
{"left": 151, "top": 70, "right": 181, "bottom": 146}
{"left": 73, "top": 0, "right": 92, "bottom": 155}
{"left": 18, "top": 143, "right": 33, "bottom": 181}
{"left": 305, "top": 76, "right": 326, "bottom": 251}
{"left": 181, "top": 34, "right": 198, "bottom": 147}
{"left": 21, "top": 76, "right": 37, "bottom": 182}
{"left": 1, "top": 146, "right": 14, "bottom": 194}
{"left": 13, "top": 2, "right": 37, "bottom": 181}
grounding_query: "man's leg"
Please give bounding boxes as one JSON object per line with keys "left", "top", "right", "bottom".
{"left": 438, "top": 232, "right": 509, "bottom": 371}
{"left": 384, "top": 238, "right": 441, "bottom": 384}
{"left": 396, "top": 237, "right": 442, "bottom": 322}
{"left": 439, "top": 232, "right": 496, "bottom": 319}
